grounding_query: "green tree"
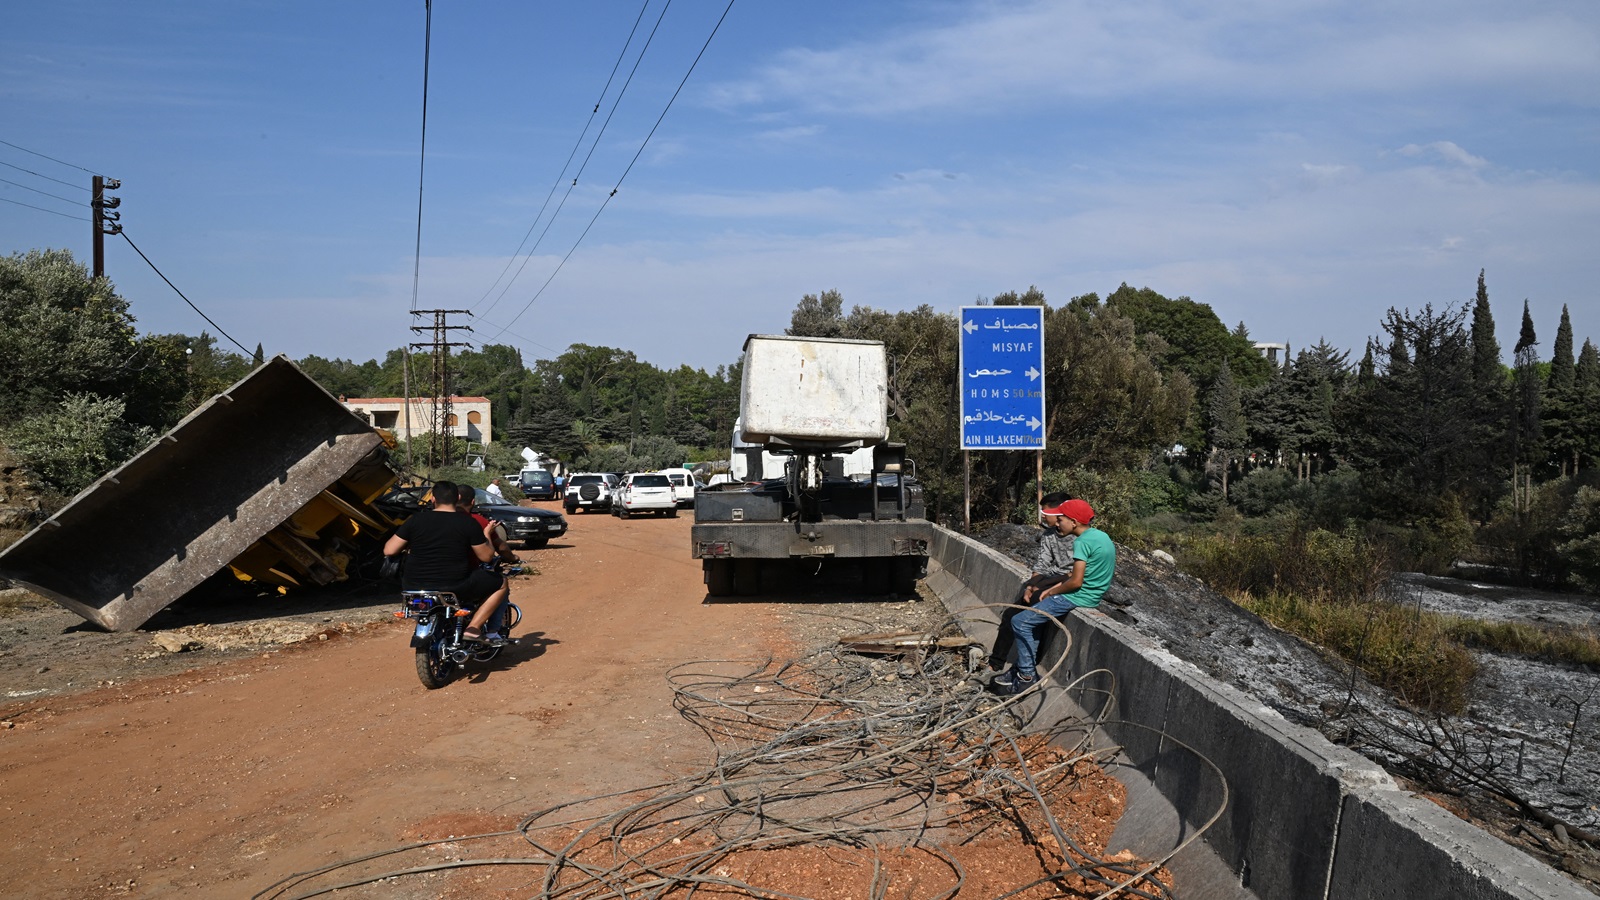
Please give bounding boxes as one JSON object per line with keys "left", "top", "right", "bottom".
{"left": 2, "top": 393, "right": 156, "bottom": 495}
{"left": 1576, "top": 340, "right": 1600, "bottom": 470}
{"left": 1346, "top": 304, "right": 1476, "bottom": 520}
{"left": 1251, "top": 341, "right": 1349, "bottom": 480}
{"left": 1543, "top": 305, "right": 1582, "bottom": 475}
{"left": 1207, "top": 360, "right": 1248, "bottom": 500}
{"left": 1512, "top": 301, "right": 1542, "bottom": 509}
{"left": 0, "top": 248, "right": 139, "bottom": 422}
{"left": 1464, "top": 271, "right": 1510, "bottom": 519}
{"left": 786, "top": 289, "right": 845, "bottom": 338}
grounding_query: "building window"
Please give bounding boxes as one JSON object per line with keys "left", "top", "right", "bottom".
{"left": 447, "top": 414, "right": 459, "bottom": 426}
{"left": 467, "top": 410, "right": 482, "bottom": 424}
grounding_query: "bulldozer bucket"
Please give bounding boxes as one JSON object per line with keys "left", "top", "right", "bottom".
{"left": 0, "top": 356, "right": 394, "bottom": 631}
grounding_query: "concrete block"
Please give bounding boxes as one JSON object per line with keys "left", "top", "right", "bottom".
{"left": 1330, "top": 788, "right": 1594, "bottom": 899}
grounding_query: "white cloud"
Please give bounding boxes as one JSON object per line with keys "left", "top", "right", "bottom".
{"left": 753, "top": 125, "right": 823, "bottom": 143}
{"left": 706, "top": 1, "right": 1600, "bottom": 116}
{"left": 1395, "top": 141, "right": 1489, "bottom": 169}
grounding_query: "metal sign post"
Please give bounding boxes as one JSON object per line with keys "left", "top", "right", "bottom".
{"left": 959, "top": 305, "right": 1046, "bottom": 522}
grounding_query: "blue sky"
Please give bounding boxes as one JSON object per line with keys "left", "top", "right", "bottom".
{"left": 3, "top": 1, "right": 1597, "bottom": 372}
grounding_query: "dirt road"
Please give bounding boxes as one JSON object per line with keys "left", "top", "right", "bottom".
{"left": 0, "top": 505, "right": 940, "bottom": 898}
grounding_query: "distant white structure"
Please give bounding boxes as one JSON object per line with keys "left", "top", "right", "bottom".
{"left": 341, "top": 395, "right": 492, "bottom": 443}
{"left": 1253, "top": 342, "right": 1290, "bottom": 368}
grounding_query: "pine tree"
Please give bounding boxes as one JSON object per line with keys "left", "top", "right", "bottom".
{"left": 1545, "top": 305, "right": 1580, "bottom": 474}
{"left": 253, "top": 343, "right": 265, "bottom": 366}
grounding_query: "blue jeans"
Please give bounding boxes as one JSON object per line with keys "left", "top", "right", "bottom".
{"left": 1010, "top": 595, "right": 1081, "bottom": 677}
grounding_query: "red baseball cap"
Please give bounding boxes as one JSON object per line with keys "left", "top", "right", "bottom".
{"left": 1042, "top": 498, "right": 1094, "bottom": 524}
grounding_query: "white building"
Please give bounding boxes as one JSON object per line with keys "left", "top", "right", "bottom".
{"left": 341, "top": 395, "right": 492, "bottom": 444}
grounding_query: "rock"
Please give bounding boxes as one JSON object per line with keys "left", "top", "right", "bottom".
{"left": 150, "top": 633, "right": 199, "bottom": 653}
{"left": 1149, "top": 549, "right": 1176, "bottom": 565}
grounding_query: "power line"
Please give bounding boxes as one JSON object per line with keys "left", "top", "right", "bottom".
{"left": 0, "top": 195, "right": 89, "bottom": 221}
{"left": 478, "top": 1, "right": 674, "bottom": 322}
{"left": 473, "top": 0, "right": 654, "bottom": 318}
{"left": 409, "top": 0, "right": 434, "bottom": 315}
{"left": 484, "top": 0, "right": 738, "bottom": 342}
{"left": 118, "top": 230, "right": 254, "bottom": 357}
{"left": 0, "top": 175, "right": 86, "bottom": 206}
{"left": 0, "top": 138, "right": 102, "bottom": 176}
{"left": 0, "top": 158, "right": 89, "bottom": 192}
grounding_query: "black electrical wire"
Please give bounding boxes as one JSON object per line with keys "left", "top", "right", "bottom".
{"left": 118, "top": 230, "right": 254, "bottom": 356}
{"left": 473, "top": 0, "right": 654, "bottom": 318}
{"left": 0, "top": 195, "right": 88, "bottom": 221}
{"left": 0, "top": 157, "right": 91, "bottom": 192}
{"left": 253, "top": 606, "right": 1224, "bottom": 900}
{"left": 474, "top": 0, "right": 673, "bottom": 322}
{"left": 0, "top": 137, "right": 103, "bottom": 176}
{"left": 409, "top": 0, "right": 434, "bottom": 315}
{"left": 482, "top": 0, "right": 738, "bottom": 344}
{"left": 0, "top": 175, "right": 86, "bottom": 206}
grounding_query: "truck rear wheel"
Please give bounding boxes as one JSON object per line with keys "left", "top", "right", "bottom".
{"left": 733, "top": 559, "right": 762, "bottom": 596}
{"left": 704, "top": 559, "right": 733, "bottom": 597}
{"left": 864, "top": 559, "right": 893, "bottom": 594}
{"left": 892, "top": 557, "right": 925, "bottom": 596}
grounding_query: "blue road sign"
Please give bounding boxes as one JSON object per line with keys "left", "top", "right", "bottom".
{"left": 959, "top": 305, "right": 1045, "bottom": 450}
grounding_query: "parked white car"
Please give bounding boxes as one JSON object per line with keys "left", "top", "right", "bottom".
{"left": 614, "top": 473, "right": 677, "bottom": 518}
{"left": 564, "top": 472, "right": 619, "bottom": 513}
{"left": 659, "top": 469, "right": 701, "bottom": 508}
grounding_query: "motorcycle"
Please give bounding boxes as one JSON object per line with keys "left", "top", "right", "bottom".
{"left": 397, "top": 564, "right": 525, "bottom": 689}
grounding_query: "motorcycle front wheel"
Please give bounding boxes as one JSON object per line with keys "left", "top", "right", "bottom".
{"left": 415, "top": 623, "right": 456, "bottom": 689}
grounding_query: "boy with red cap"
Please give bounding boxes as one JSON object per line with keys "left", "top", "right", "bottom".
{"left": 991, "top": 497, "right": 1117, "bottom": 695}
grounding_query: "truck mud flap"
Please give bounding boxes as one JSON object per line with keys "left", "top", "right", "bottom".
{"left": 0, "top": 357, "right": 394, "bottom": 632}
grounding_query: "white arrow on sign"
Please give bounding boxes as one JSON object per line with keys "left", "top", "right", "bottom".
{"left": 1029, "top": 416, "right": 1043, "bottom": 431}
{"left": 962, "top": 319, "right": 978, "bottom": 334}
{"left": 1025, "top": 365, "right": 1041, "bottom": 381}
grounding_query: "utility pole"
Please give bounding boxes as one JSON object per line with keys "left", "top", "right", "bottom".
{"left": 409, "top": 309, "right": 473, "bottom": 469}
{"left": 90, "top": 176, "right": 123, "bottom": 278}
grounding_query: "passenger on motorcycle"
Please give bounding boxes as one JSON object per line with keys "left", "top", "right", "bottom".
{"left": 383, "top": 480, "right": 507, "bottom": 646}
{"left": 458, "top": 488, "right": 521, "bottom": 637}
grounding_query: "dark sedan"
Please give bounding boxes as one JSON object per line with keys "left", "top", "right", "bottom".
{"left": 471, "top": 488, "right": 568, "bottom": 548}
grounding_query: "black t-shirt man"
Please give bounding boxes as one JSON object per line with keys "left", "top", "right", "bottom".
{"left": 393, "top": 509, "right": 488, "bottom": 590}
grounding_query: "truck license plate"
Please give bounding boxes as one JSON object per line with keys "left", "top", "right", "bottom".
{"left": 792, "top": 544, "right": 835, "bottom": 556}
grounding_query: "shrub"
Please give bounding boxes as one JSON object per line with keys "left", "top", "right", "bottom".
{"left": 2, "top": 392, "right": 154, "bottom": 495}
{"left": 1236, "top": 591, "right": 1478, "bottom": 714}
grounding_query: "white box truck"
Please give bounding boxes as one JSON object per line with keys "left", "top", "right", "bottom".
{"left": 692, "top": 335, "right": 931, "bottom": 597}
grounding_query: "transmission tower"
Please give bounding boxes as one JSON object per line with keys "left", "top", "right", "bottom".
{"left": 409, "top": 309, "right": 473, "bottom": 468}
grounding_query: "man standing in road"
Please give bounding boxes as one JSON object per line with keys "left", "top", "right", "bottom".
{"left": 384, "top": 481, "right": 506, "bottom": 646}
{"left": 991, "top": 498, "right": 1116, "bottom": 695}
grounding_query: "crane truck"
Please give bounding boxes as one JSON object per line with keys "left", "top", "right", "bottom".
{"left": 692, "top": 334, "right": 933, "bottom": 597}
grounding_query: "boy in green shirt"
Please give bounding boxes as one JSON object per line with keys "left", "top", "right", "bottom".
{"left": 991, "top": 498, "right": 1117, "bottom": 695}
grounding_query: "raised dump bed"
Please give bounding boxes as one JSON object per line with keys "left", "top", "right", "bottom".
{"left": 922, "top": 525, "right": 1591, "bottom": 900}
{"left": 0, "top": 357, "right": 399, "bottom": 631}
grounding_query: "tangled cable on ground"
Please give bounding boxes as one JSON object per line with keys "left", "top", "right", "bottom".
{"left": 256, "top": 609, "right": 1225, "bottom": 899}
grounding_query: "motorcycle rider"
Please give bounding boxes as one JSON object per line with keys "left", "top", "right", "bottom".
{"left": 383, "top": 480, "right": 507, "bottom": 646}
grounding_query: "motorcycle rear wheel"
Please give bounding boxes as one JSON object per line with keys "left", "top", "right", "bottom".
{"left": 416, "top": 634, "right": 456, "bottom": 689}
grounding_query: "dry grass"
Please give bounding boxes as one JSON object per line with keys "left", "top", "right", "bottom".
{"left": 1443, "top": 618, "right": 1600, "bottom": 669}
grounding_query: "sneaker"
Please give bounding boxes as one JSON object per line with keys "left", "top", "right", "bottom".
{"left": 990, "top": 669, "right": 1037, "bottom": 695}
{"left": 466, "top": 631, "right": 506, "bottom": 647}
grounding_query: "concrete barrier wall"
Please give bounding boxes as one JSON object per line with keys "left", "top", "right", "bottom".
{"left": 924, "top": 525, "right": 1588, "bottom": 900}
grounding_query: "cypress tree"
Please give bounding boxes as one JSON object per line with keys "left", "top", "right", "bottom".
{"left": 1546, "top": 305, "right": 1579, "bottom": 474}
{"left": 1512, "top": 302, "right": 1542, "bottom": 512}
{"left": 1465, "top": 271, "right": 1509, "bottom": 517}
{"left": 1207, "top": 360, "right": 1247, "bottom": 500}
{"left": 1576, "top": 340, "right": 1600, "bottom": 471}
